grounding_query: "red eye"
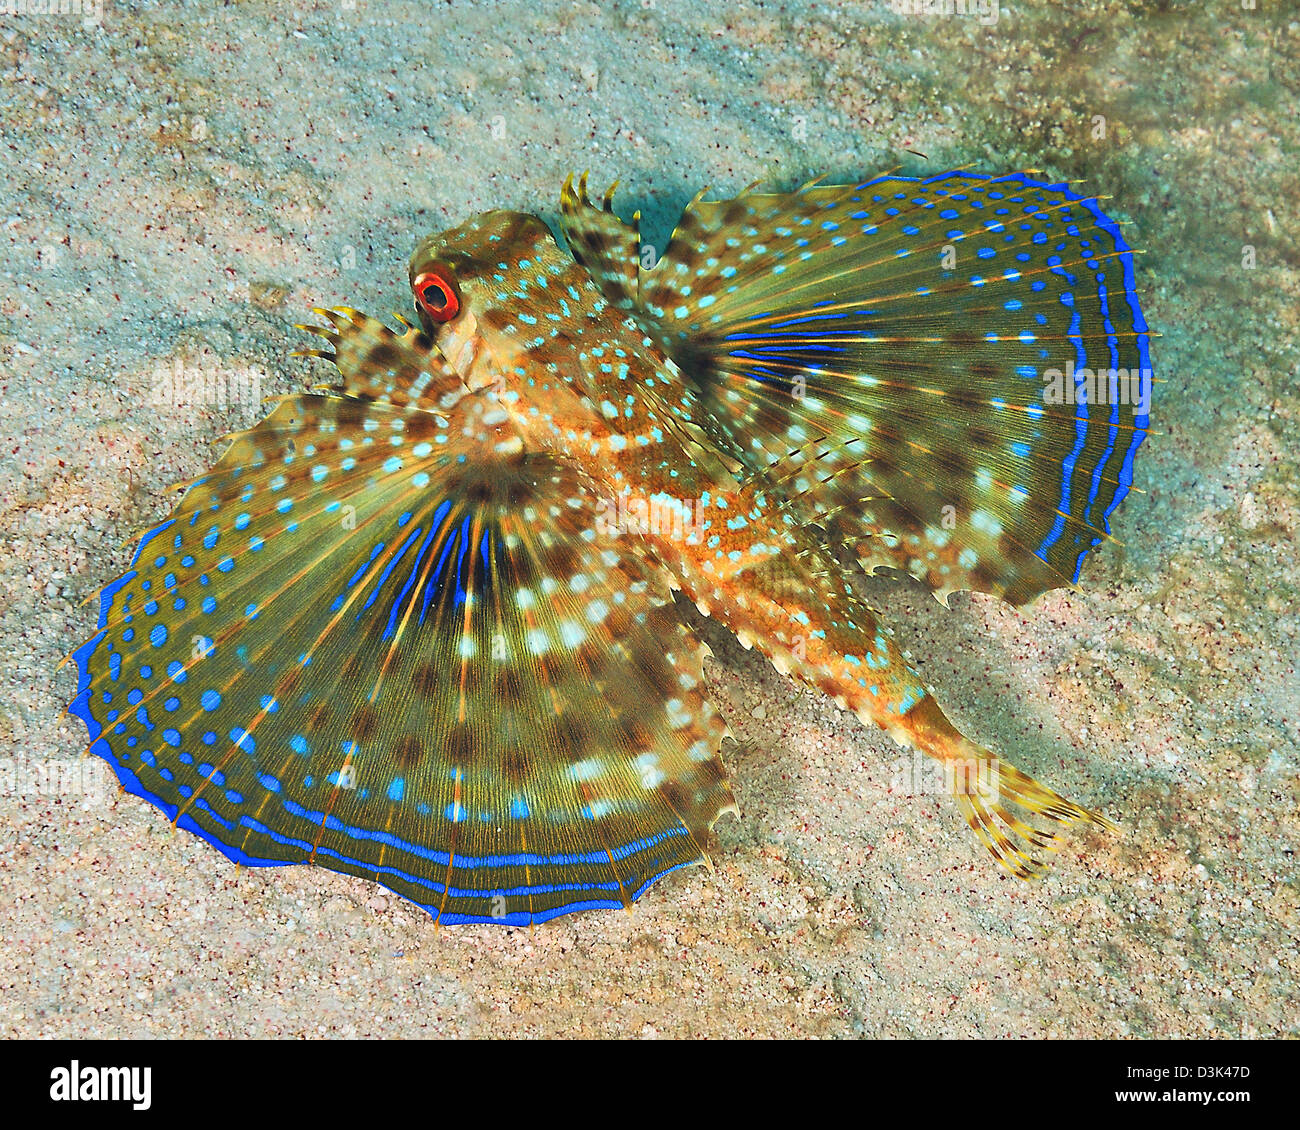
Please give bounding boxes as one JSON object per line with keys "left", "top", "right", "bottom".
{"left": 413, "top": 267, "right": 460, "bottom": 322}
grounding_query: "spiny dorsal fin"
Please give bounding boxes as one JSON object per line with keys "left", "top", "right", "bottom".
{"left": 558, "top": 171, "right": 642, "bottom": 311}
{"left": 294, "top": 307, "right": 467, "bottom": 412}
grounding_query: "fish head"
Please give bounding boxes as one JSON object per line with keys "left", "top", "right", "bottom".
{"left": 409, "top": 210, "right": 561, "bottom": 392}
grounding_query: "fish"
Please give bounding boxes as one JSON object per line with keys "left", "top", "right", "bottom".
{"left": 65, "top": 169, "right": 1152, "bottom": 925}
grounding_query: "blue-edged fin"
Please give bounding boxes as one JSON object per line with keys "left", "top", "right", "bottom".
{"left": 626, "top": 171, "right": 1153, "bottom": 605}
{"left": 67, "top": 347, "right": 735, "bottom": 926}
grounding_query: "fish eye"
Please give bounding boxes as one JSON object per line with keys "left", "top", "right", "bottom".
{"left": 412, "top": 265, "right": 461, "bottom": 323}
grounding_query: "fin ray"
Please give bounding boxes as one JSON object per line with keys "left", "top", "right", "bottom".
{"left": 630, "top": 170, "right": 1153, "bottom": 604}
{"left": 67, "top": 369, "right": 736, "bottom": 926}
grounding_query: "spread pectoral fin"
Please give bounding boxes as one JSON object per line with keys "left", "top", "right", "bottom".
{"left": 69, "top": 384, "right": 736, "bottom": 925}
{"left": 626, "top": 171, "right": 1152, "bottom": 604}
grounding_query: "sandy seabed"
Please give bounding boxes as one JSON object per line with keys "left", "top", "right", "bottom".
{"left": 1, "top": 0, "right": 1296, "bottom": 1038}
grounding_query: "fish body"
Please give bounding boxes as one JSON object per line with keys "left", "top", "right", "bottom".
{"left": 67, "top": 170, "right": 1150, "bottom": 924}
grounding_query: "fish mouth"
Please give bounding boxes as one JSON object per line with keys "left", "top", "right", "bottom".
{"left": 435, "top": 307, "right": 490, "bottom": 388}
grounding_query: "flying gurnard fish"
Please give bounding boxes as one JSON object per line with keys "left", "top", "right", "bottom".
{"left": 66, "top": 170, "right": 1151, "bottom": 925}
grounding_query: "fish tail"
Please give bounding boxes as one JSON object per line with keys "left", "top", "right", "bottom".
{"left": 679, "top": 524, "right": 1115, "bottom": 879}
{"left": 896, "top": 694, "right": 1118, "bottom": 878}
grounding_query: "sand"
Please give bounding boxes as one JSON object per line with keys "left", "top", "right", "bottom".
{"left": 1, "top": 0, "right": 1296, "bottom": 1037}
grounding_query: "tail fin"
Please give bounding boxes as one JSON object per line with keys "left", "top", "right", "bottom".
{"left": 956, "top": 761, "right": 1119, "bottom": 879}
{"left": 898, "top": 694, "right": 1117, "bottom": 878}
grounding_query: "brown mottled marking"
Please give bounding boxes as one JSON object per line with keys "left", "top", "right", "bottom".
{"left": 412, "top": 662, "right": 439, "bottom": 698}
{"left": 604, "top": 605, "right": 633, "bottom": 639}
{"left": 644, "top": 603, "right": 681, "bottom": 635}
{"left": 658, "top": 780, "right": 689, "bottom": 814}
{"left": 543, "top": 541, "right": 581, "bottom": 578}
{"left": 640, "top": 653, "right": 679, "bottom": 698}
{"left": 341, "top": 652, "right": 366, "bottom": 679}
{"left": 494, "top": 669, "right": 524, "bottom": 699}
{"left": 366, "top": 341, "right": 404, "bottom": 372}
{"left": 463, "top": 479, "right": 495, "bottom": 506}
{"left": 351, "top": 704, "right": 380, "bottom": 743}
{"left": 614, "top": 715, "right": 653, "bottom": 751}
{"left": 441, "top": 725, "right": 473, "bottom": 762}
{"left": 335, "top": 399, "right": 370, "bottom": 429}
{"left": 551, "top": 713, "right": 591, "bottom": 749}
{"left": 696, "top": 758, "right": 726, "bottom": 788}
{"left": 500, "top": 747, "right": 532, "bottom": 780}
{"left": 934, "top": 447, "right": 969, "bottom": 478}
{"left": 405, "top": 412, "right": 442, "bottom": 441}
{"left": 393, "top": 733, "right": 424, "bottom": 770}
{"left": 504, "top": 478, "right": 536, "bottom": 508}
